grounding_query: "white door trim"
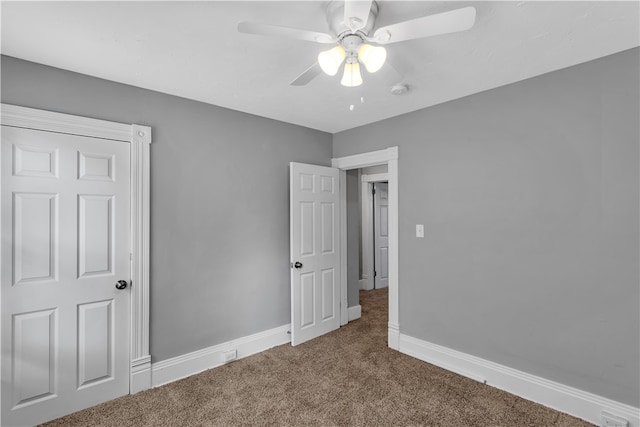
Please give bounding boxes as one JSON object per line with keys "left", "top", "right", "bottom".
{"left": 360, "top": 173, "right": 389, "bottom": 291}
{"left": 332, "top": 147, "right": 399, "bottom": 349}
{"left": 0, "top": 103, "right": 152, "bottom": 393}
{"left": 338, "top": 170, "right": 348, "bottom": 326}
{"left": 361, "top": 173, "right": 389, "bottom": 183}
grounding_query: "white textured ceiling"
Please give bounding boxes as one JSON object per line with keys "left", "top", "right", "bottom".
{"left": 1, "top": 1, "right": 638, "bottom": 133}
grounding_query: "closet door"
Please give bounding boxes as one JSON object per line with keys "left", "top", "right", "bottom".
{"left": 1, "top": 126, "right": 131, "bottom": 426}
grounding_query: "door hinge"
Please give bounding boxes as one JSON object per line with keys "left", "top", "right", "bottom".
{"left": 372, "top": 187, "right": 376, "bottom": 195}
{"left": 374, "top": 271, "right": 377, "bottom": 277}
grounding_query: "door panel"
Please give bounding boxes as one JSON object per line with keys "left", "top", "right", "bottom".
{"left": 320, "top": 202, "right": 334, "bottom": 253}
{"left": 12, "top": 308, "right": 57, "bottom": 408}
{"left": 12, "top": 144, "right": 58, "bottom": 178}
{"left": 374, "top": 182, "right": 389, "bottom": 288}
{"left": 300, "top": 202, "right": 315, "bottom": 256}
{"left": 290, "top": 163, "right": 340, "bottom": 346}
{"left": 1, "top": 126, "right": 130, "bottom": 426}
{"left": 77, "top": 299, "right": 114, "bottom": 388}
{"left": 78, "top": 194, "right": 114, "bottom": 276}
{"left": 300, "top": 272, "right": 315, "bottom": 328}
{"left": 78, "top": 152, "right": 114, "bottom": 181}
{"left": 321, "top": 268, "right": 335, "bottom": 320}
{"left": 13, "top": 192, "right": 58, "bottom": 284}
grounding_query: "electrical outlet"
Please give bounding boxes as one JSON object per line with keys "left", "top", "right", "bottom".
{"left": 222, "top": 349, "right": 237, "bottom": 363}
{"left": 416, "top": 224, "right": 424, "bottom": 238}
{"left": 601, "top": 411, "right": 628, "bottom": 427}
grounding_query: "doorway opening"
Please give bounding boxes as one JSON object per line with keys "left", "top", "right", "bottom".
{"left": 332, "top": 147, "right": 399, "bottom": 350}
{"left": 359, "top": 165, "right": 389, "bottom": 291}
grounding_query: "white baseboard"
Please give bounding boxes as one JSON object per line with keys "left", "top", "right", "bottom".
{"left": 151, "top": 324, "right": 291, "bottom": 387}
{"left": 131, "top": 356, "right": 152, "bottom": 393}
{"left": 359, "top": 277, "right": 373, "bottom": 290}
{"left": 388, "top": 323, "right": 400, "bottom": 350}
{"left": 399, "top": 334, "right": 639, "bottom": 427}
{"left": 348, "top": 305, "right": 361, "bottom": 322}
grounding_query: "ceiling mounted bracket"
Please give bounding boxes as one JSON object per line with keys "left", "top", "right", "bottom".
{"left": 326, "top": 0, "right": 379, "bottom": 38}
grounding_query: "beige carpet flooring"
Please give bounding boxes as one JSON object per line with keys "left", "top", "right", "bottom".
{"left": 43, "top": 288, "right": 594, "bottom": 426}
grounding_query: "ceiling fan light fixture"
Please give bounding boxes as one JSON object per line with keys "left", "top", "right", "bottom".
{"left": 318, "top": 45, "right": 346, "bottom": 76}
{"left": 341, "top": 62, "right": 363, "bottom": 87}
{"left": 358, "top": 43, "right": 387, "bottom": 73}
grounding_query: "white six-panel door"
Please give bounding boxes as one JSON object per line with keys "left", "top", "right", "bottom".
{"left": 1, "top": 126, "right": 131, "bottom": 426}
{"left": 374, "top": 182, "right": 389, "bottom": 289}
{"left": 290, "top": 163, "right": 340, "bottom": 346}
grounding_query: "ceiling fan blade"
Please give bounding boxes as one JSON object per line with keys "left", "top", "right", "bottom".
{"left": 372, "top": 6, "right": 476, "bottom": 45}
{"left": 290, "top": 62, "right": 322, "bottom": 86}
{"left": 238, "top": 22, "right": 335, "bottom": 44}
{"left": 344, "top": 0, "right": 373, "bottom": 32}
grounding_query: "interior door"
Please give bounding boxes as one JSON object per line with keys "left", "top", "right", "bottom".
{"left": 374, "top": 182, "right": 389, "bottom": 289}
{"left": 289, "top": 162, "right": 340, "bottom": 346}
{"left": 1, "top": 126, "right": 131, "bottom": 426}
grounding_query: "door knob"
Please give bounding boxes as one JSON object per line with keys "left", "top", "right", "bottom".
{"left": 115, "top": 280, "right": 128, "bottom": 290}
{"left": 294, "top": 262, "right": 303, "bottom": 269}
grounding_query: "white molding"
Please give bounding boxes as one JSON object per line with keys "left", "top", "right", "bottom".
{"left": 1, "top": 104, "right": 152, "bottom": 395}
{"left": 388, "top": 324, "right": 400, "bottom": 350}
{"left": 399, "top": 334, "right": 640, "bottom": 427}
{"left": 130, "top": 124, "right": 152, "bottom": 393}
{"left": 361, "top": 173, "right": 389, "bottom": 183}
{"left": 332, "top": 146, "right": 398, "bottom": 170}
{"left": 332, "top": 147, "right": 399, "bottom": 350}
{"left": 0, "top": 104, "right": 132, "bottom": 142}
{"left": 339, "top": 170, "right": 348, "bottom": 326}
{"left": 359, "top": 277, "right": 372, "bottom": 291}
{"left": 131, "top": 356, "right": 152, "bottom": 394}
{"left": 387, "top": 156, "right": 399, "bottom": 350}
{"left": 151, "top": 324, "right": 291, "bottom": 388}
{"left": 361, "top": 182, "right": 374, "bottom": 291}
{"left": 348, "top": 305, "right": 362, "bottom": 322}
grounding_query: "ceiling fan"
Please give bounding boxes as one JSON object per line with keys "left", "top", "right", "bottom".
{"left": 238, "top": 0, "right": 476, "bottom": 87}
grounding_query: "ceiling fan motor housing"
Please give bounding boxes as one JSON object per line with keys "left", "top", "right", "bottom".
{"left": 342, "top": 34, "right": 364, "bottom": 62}
{"left": 326, "top": 0, "right": 379, "bottom": 39}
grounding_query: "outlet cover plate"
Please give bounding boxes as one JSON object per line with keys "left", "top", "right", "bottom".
{"left": 602, "top": 411, "right": 629, "bottom": 427}
{"left": 222, "top": 349, "right": 237, "bottom": 363}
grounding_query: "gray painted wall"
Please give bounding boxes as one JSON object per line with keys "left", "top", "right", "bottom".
{"left": 333, "top": 48, "right": 640, "bottom": 406}
{"left": 1, "top": 55, "right": 333, "bottom": 363}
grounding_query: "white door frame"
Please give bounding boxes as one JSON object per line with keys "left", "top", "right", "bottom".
{"left": 360, "top": 173, "right": 389, "bottom": 291}
{"left": 0, "top": 104, "right": 152, "bottom": 393}
{"left": 332, "top": 147, "right": 399, "bottom": 350}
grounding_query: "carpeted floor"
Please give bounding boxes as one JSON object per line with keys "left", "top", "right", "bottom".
{"left": 43, "top": 288, "right": 594, "bottom": 426}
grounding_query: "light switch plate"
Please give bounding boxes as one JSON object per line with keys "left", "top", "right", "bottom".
{"left": 416, "top": 224, "right": 424, "bottom": 238}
